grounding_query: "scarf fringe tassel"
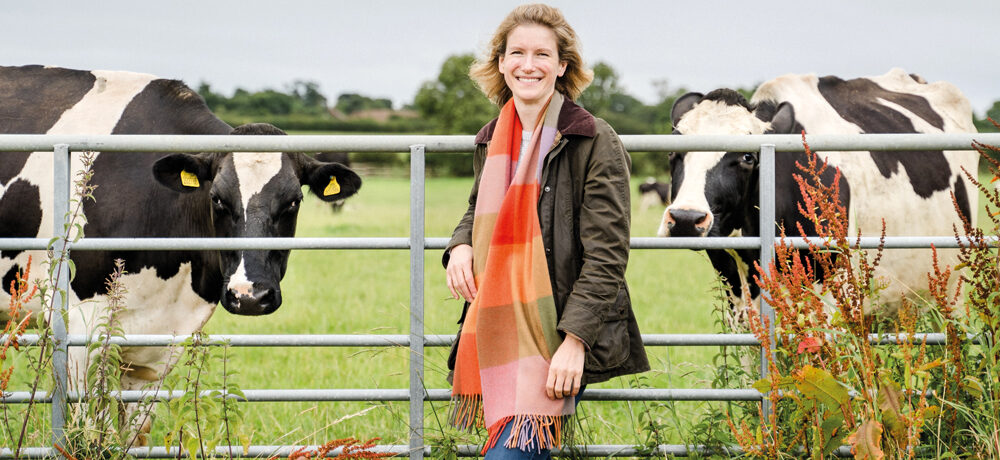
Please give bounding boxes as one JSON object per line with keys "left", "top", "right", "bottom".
{"left": 481, "top": 414, "right": 569, "bottom": 455}
{"left": 449, "top": 394, "right": 483, "bottom": 431}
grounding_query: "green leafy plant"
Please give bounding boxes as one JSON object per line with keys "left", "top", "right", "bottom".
{"left": 724, "top": 136, "right": 951, "bottom": 459}
{"left": 2, "top": 151, "right": 98, "bottom": 457}
{"left": 159, "top": 334, "right": 250, "bottom": 459}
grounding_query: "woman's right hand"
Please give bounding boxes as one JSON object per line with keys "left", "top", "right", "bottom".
{"left": 446, "top": 244, "right": 477, "bottom": 302}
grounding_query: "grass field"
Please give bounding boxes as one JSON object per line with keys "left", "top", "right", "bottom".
{"left": 5, "top": 166, "right": 994, "bottom": 451}
{"left": 182, "top": 175, "right": 727, "bottom": 449}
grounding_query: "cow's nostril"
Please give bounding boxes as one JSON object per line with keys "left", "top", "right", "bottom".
{"left": 257, "top": 288, "right": 277, "bottom": 309}
{"left": 667, "top": 209, "right": 710, "bottom": 236}
{"left": 224, "top": 290, "right": 240, "bottom": 310}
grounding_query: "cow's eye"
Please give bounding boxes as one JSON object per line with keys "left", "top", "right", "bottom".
{"left": 280, "top": 199, "right": 301, "bottom": 216}
{"left": 211, "top": 195, "right": 230, "bottom": 214}
{"left": 741, "top": 153, "right": 757, "bottom": 166}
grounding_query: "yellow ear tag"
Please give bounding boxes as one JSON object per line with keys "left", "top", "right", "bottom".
{"left": 180, "top": 170, "right": 200, "bottom": 188}
{"left": 323, "top": 176, "right": 341, "bottom": 196}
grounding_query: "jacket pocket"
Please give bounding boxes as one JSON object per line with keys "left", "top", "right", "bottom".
{"left": 584, "top": 287, "right": 631, "bottom": 372}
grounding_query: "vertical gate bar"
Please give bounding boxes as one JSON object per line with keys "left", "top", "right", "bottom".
{"left": 51, "top": 144, "right": 71, "bottom": 447}
{"left": 408, "top": 145, "right": 426, "bottom": 460}
{"left": 758, "top": 144, "right": 777, "bottom": 419}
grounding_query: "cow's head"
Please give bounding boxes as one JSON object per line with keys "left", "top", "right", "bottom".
{"left": 152, "top": 123, "right": 361, "bottom": 315}
{"left": 658, "top": 90, "right": 795, "bottom": 238}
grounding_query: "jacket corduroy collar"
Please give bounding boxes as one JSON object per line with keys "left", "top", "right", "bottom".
{"left": 474, "top": 95, "right": 596, "bottom": 145}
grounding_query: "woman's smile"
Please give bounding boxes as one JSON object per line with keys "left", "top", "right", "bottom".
{"left": 499, "top": 23, "right": 567, "bottom": 111}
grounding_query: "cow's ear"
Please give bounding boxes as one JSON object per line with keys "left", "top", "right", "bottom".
{"left": 302, "top": 160, "right": 362, "bottom": 202}
{"left": 671, "top": 92, "right": 704, "bottom": 128}
{"left": 767, "top": 102, "right": 796, "bottom": 134}
{"left": 153, "top": 153, "right": 215, "bottom": 193}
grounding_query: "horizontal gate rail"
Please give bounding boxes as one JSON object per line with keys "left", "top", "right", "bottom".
{"left": 2, "top": 132, "right": 999, "bottom": 152}
{"left": 0, "top": 388, "right": 765, "bottom": 404}
{"left": 5, "top": 332, "right": 972, "bottom": 348}
{"left": 0, "top": 444, "right": 858, "bottom": 458}
{"left": 2, "top": 235, "right": 997, "bottom": 252}
{"left": 4, "top": 132, "right": 1000, "bottom": 457}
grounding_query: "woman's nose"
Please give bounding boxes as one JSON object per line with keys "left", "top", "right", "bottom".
{"left": 522, "top": 55, "right": 536, "bottom": 71}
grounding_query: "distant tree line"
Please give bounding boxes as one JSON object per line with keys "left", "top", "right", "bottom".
{"left": 197, "top": 55, "right": 1000, "bottom": 175}
{"left": 197, "top": 81, "right": 430, "bottom": 133}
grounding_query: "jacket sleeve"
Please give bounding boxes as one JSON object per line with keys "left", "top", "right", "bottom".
{"left": 557, "top": 122, "right": 632, "bottom": 347}
{"left": 442, "top": 144, "right": 488, "bottom": 268}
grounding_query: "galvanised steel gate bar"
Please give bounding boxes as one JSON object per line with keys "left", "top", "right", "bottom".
{"left": 51, "top": 143, "right": 70, "bottom": 450}
{"left": 408, "top": 144, "right": 426, "bottom": 460}
{"left": 5, "top": 444, "right": 860, "bottom": 459}
{"left": 3, "top": 132, "right": 1000, "bottom": 458}
{"left": 5, "top": 235, "right": 997, "bottom": 252}
{"left": 3, "top": 132, "right": 1000, "bottom": 152}
{"left": 757, "top": 144, "right": 776, "bottom": 419}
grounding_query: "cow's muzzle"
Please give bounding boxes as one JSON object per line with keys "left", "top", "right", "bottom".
{"left": 662, "top": 208, "right": 712, "bottom": 237}
{"left": 222, "top": 286, "right": 281, "bottom": 316}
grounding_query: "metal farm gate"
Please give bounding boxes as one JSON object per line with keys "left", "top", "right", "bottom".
{"left": 1, "top": 132, "right": 999, "bottom": 458}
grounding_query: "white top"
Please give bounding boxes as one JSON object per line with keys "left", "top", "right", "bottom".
{"left": 515, "top": 130, "right": 533, "bottom": 172}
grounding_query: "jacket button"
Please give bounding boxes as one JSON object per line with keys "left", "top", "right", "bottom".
{"left": 543, "top": 186, "right": 551, "bottom": 192}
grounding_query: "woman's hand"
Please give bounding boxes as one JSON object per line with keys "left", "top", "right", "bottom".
{"left": 546, "top": 332, "right": 585, "bottom": 399}
{"left": 446, "top": 244, "right": 477, "bottom": 301}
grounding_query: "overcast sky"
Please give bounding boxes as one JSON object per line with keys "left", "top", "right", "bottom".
{"left": 4, "top": 1, "right": 998, "bottom": 115}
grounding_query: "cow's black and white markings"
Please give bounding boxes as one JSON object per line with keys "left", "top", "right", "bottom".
{"left": 659, "top": 69, "right": 978, "bottom": 313}
{"left": 0, "top": 65, "right": 361, "bottom": 440}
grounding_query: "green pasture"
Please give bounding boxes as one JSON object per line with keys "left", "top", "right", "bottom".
{"left": 4, "top": 167, "right": 995, "bottom": 451}
{"left": 187, "top": 175, "right": 725, "bottom": 448}
{"left": 192, "top": 168, "right": 998, "bottom": 448}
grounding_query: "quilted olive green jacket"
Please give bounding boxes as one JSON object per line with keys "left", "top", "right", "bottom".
{"left": 443, "top": 96, "right": 649, "bottom": 384}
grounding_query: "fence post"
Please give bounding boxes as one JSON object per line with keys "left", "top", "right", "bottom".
{"left": 758, "top": 143, "right": 777, "bottom": 419}
{"left": 409, "top": 144, "right": 426, "bottom": 460}
{"left": 51, "top": 144, "right": 71, "bottom": 448}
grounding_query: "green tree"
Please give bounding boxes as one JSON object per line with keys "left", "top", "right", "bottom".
{"left": 226, "top": 88, "right": 296, "bottom": 116}
{"left": 196, "top": 82, "right": 226, "bottom": 112}
{"left": 578, "top": 61, "right": 622, "bottom": 115}
{"left": 288, "top": 80, "right": 329, "bottom": 114}
{"left": 335, "top": 93, "right": 393, "bottom": 115}
{"left": 577, "top": 61, "right": 667, "bottom": 134}
{"left": 975, "top": 100, "right": 1000, "bottom": 133}
{"left": 413, "top": 53, "right": 497, "bottom": 134}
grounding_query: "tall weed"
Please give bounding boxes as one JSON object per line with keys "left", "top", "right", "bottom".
{"left": 723, "top": 134, "right": 1000, "bottom": 459}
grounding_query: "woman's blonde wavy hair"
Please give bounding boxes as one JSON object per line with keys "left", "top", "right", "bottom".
{"left": 469, "top": 3, "right": 594, "bottom": 106}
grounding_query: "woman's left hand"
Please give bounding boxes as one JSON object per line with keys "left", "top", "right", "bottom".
{"left": 546, "top": 332, "right": 585, "bottom": 399}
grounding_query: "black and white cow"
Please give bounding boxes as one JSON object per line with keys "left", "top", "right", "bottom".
{"left": 659, "top": 69, "right": 978, "bottom": 312}
{"left": 0, "top": 65, "right": 361, "bottom": 438}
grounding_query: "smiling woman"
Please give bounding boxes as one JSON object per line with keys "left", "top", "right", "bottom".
{"left": 441, "top": 4, "right": 649, "bottom": 459}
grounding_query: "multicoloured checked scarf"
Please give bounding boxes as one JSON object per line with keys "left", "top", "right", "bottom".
{"left": 449, "top": 91, "right": 574, "bottom": 454}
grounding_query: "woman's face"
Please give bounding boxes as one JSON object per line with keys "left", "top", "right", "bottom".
{"left": 499, "top": 23, "right": 567, "bottom": 110}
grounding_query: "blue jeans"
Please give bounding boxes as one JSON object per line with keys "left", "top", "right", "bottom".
{"left": 483, "top": 388, "right": 585, "bottom": 460}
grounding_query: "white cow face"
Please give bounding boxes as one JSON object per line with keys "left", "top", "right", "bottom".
{"left": 152, "top": 123, "right": 361, "bottom": 315}
{"left": 658, "top": 90, "right": 795, "bottom": 238}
